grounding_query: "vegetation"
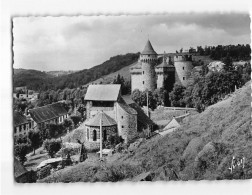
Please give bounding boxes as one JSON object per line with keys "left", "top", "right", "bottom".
{"left": 169, "top": 61, "right": 251, "bottom": 112}
{"left": 13, "top": 53, "right": 139, "bottom": 91}
{"left": 28, "top": 130, "right": 42, "bottom": 155}
{"left": 14, "top": 143, "right": 31, "bottom": 164}
{"left": 43, "top": 139, "right": 62, "bottom": 158}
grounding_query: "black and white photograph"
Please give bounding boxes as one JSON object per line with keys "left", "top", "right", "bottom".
{"left": 11, "top": 13, "right": 251, "bottom": 183}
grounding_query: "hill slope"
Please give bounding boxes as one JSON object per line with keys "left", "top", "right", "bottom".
{"left": 41, "top": 81, "right": 251, "bottom": 182}
{"left": 13, "top": 53, "right": 139, "bottom": 91}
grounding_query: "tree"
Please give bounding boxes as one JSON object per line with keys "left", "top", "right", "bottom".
{"left": 14, "top": 143, "right": 31, "bottom": 164}
{"left": 43, "top": 139, "right": 62, "bottom": 158}
{"left": 28, "top": 130, "right": 41, "bottom": 155}
{"left": 63, "top": 118, "right": 74, "bottom": 132}
{"left": 70, "top": 115, "right": 81, "bottom": 126}
{"left": 169, "top": 83, "right": 186, "bottom": 107}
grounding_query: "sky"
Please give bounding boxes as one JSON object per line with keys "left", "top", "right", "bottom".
{"left": 13, "top": 13, "right": 250, "bottom": 71}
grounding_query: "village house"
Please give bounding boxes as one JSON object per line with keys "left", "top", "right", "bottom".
{"left": 83, "top": 84, "right": 154, "bottom": 150}
{"left": 28, "top": 102, "right": 68, "bottom": 130}
{"left": 13, "top": 111, "right": 34, "bottom": 137}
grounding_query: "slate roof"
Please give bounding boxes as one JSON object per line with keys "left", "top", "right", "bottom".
{"left": 84, "top": 84, "right": 121, "bottom": 101}
{"left": 85, "top": 111, "right": 117, "bottom": 127}
{"left": 118, "top": 102, "right": 137, "bottom": 115}
{"left": 141, "top": 40, "right": 157, "bottom": 55}
{"left": 122, "top": 96, "right": 154, "bottom": 126}
{"left": 14, "top": 157, "right": 28, "bottom": 178}
{"left": 13, "top": 111, "right": 28, "bottom": 127}
{"left": 29, "top": 102, "right": 67, "bottom": 124}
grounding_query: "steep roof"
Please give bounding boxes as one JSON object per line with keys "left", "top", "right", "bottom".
{"left": 14, "top": 157, "right": 28, "bottom": 178}
{"left": 29, "top": 102, "right": 67, "bottom": 124}
{"left": 84, "top": 84, "right": 121, "bottom": 101}
{"left": 163, "top": 113, "right": 190, "bottom": 131}
{"left": 118, "top": 102, "right": 137, "bottom": 115}
{"left": 122, "top": 96, "right": 154, "bottom": 126}
{"left": 141, "top": 40, "right": 157, "bottom": 55}
{"left": 85, "top": 111, "right": 117, "bottom": 127}
{"left": 13, "top": 111, "right": 28, "bottom": 127}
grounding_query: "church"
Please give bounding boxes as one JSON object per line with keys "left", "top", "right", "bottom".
{"left": 130, "top": 40, "right": 194, "bottom": 93}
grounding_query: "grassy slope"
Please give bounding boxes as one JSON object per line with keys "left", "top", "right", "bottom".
{"left": 41, "top": 83, "right": 251, "bottom": 183}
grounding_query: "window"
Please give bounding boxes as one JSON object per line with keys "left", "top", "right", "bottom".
{"left": 122, "top": 125, "right": 124, "bottom": 128}
{"left": 183, "top": 77, "right": 185, "bottom": 80}
{"left": 29, "top": 122, "right": 31, "bottom": 129}
{"left": 143, "top": 81, "right": 145, "bottom": 84}
{"left": 121, "top": 116, "right": 123, "bottom": 119}
{"left": 143, "top": 71, "right": 144, "bottom": 74}
{"left": 183, "top": 67, "right": 184, "bottom": 70}
{"left": 14, "top": 127, "right": 17, "bottom": 134}
{"left": 93, "top": 130, "right": 97, "bottom": 141}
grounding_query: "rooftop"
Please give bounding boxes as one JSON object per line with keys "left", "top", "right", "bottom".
{"left": 14, "top": 157, "right": 28, "bottom": 178}
{"left": 84, "top": 84, "right": 121, "bottom": 101}
{"left": 141, "top": 40, "right": 157, "bottom": 55}
{"left": 85, "top": 111, "right": 117, "bottom": 127}
{"left": 13, "top": 111, "right": 28, "bottom": 127}
{"left": 29, "top": 102, "right": 68, "bottom": 124}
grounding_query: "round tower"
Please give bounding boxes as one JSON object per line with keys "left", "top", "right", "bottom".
{"left": 139, "top": 40, "right": 157, "bottom": 92}
{"left": 173, "top": 54, "right": 193, "bottom": 87}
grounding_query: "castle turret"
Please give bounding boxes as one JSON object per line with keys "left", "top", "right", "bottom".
{"left": 173, "top": 54, "right": 193, "bottom": 87}
{"left": 139, "top": 40, "right": 157, "bottom": 91}
{"left": 155, "top": 53, "right": 175, "bottom": 90}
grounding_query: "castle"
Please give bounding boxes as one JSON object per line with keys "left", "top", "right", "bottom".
{"left": 130, "top": 40, "right": 194, "bottom": 92}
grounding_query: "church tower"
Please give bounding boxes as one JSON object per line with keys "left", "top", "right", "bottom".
{"left": 139, "top": 40, "right": 158, "bottom": 92}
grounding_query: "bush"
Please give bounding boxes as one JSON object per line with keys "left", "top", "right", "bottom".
{"left": 37, "top": 164, "right": 52, "bottom": 180}
{"left": 43, "top": 139, "right": 62, "bottom": 158}
{"left": 14, "top": 143, "right": 31, "bottom": 164}
{"left": 70, "top": 115, "right": 82, "bottom": 127}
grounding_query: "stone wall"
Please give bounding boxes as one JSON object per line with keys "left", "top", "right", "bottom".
{"left": 174, "top": 61, "right": 193, "bottom": 87}
{"left": 131, "top": 74, "right": 143, "bottom": 93}
{"left": 84, "top": 125, "right": 117, "bottom": 150}
{"left": 141, "top": 62, "right": 156, "bottom": 91}
{"left": 117, "top": 103, "right": 137, "bottom": 143}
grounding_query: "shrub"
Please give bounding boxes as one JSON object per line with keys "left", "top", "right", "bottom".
{"left": 28, "top": 130, "right": 42, "bottom": 154}
{"left": 70, "top": 115, "right": 81, "bottom": 127}
{"left": 14, "top": 143, "right": 31, "bottom": 164}
{"left": 43, "top": 139, "right": 62, "bottom": 158}
{"left": 37, "top": 164, "right": 52, "bottom": 180}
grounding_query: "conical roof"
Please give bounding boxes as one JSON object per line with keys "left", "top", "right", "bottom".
{"left": 85, "top": 111, "right": 117, "bottom": 126}
{"left": 141, "top": 40, "right": 157, "bottom": 55}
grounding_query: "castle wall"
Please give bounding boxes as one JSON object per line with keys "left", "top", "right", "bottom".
{"left": 141, "top": 61, "right": 156, "bottom": 92}
{"left": 131, "top": 74, "right": 143, "bottom": 93}
{"left": 156, "top": 73, "right": 165, "bottom": 89}
{"left": 174, "top": 55, "right": 193, "bottom": 87}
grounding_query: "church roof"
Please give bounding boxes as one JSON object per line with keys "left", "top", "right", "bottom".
{"left": 84, "top": 84, "right": 121, "bottom": 101}
{"left": 141, "top": 40, "right": 157, "bottom": 55}
{"left": 85, "top": 111, "right": 117, "bottom": 127}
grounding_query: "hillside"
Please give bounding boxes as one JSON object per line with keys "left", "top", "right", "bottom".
{"left": 41, "top": 81, "right": 251, "bottom": 182}
{"left": 13, "top": 53, "right": 139, "bottom": 91}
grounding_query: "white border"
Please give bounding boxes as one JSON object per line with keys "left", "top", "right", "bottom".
{"left": 1, "top": 0, "right": 252, "bottom": 195}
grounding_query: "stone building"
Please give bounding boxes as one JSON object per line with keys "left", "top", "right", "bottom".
{"left": 130, "top": 40, "right": 194, "bottom": 93}
{"left": 83, "top": 84, "right": 154, "bottom": 150}
{"left": 83, "top": 84, "right": 139, "bottom": 149}
{"left": 13, "top": 111, "right": 33, "bottom": 137}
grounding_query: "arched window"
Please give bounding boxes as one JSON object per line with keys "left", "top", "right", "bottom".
{"left": 93, "top": 130, "right": 97, "bottom": 141}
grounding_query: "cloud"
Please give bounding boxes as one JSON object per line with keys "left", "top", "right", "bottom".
{"left": 13, "top": 13, "right": 250, "bottom": 71}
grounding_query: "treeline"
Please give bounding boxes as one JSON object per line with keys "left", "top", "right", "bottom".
{"left": 195, "top": 44, "right": 251, "bottom": 61}
{"left": 13, "top": 53, "right": 139, "bottom": 91}
{"left": 169, "top": 57, "right": 251, "bottom": 112}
